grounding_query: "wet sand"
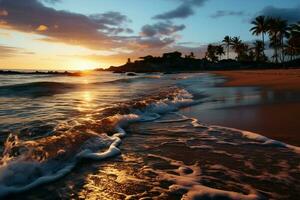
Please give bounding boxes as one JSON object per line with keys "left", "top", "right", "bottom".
{"left": 13, "top": 113, "right": 300, "bottom": 200}
{"left": 214, "top": 69, "right": 300, "bottom": 90}
{"left": 207, "top": 70, "right": 300, "bottom": 146}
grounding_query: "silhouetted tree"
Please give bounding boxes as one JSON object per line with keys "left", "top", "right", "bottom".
{"left": 286, "top": 21, "right": 300, "bottom": 61}
{"left": 250, "top": 16, "right": 268, "bottom": 55}
{"left": 163, "top": 51, "right": 182, "bottom": 60}
{"left": 231, "top": 36, "right": 242, "bottom": 60}
{"left": 205, "top": 44, "right": 218, "bottom": 62}
{"left": 252, "top": 40, "right": 265, "bottom": 62}
{"left": 185, "top": 52, "right": 195, "bottom": 59}
{"left": 267, "top": 17, "right": 288, "bottom": 63}
{"left": 222, "top": 36, "right": 232, "bottom": 59}
{"left": 216, "top": 45, "right": 225, "bottom": 60}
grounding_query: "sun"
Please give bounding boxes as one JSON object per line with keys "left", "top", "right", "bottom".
{"left": 71, "top": 60, "right": 98, "bottom": 71}
{"left": 77, "top": 65, "right": 93, "bottom": 71}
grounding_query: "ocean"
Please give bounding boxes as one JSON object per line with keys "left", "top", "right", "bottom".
{"left": 0, "top": 72, "right": 299, "bottom": 199}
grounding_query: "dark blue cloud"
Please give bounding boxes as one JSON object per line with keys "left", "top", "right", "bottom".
{"left": 141, "top": 21, "right": 185, "bottom": 37}
{"left": 258, "top": 5, "right": 300, "bottom": 23}
{"left": 210, "top": 10, "right": 245, "bottom": 19}
{"left": 153, "top": 0, "right": 208, "bottom": 20}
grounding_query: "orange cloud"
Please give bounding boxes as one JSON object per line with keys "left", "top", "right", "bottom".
{"left": 36, "top": 25, "right": 48, "bottom": 32}
{"left": 0, "top": 9, "right": 8, "bottom": 16}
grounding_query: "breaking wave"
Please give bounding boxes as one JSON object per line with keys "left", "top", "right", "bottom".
{"left": 0, "top": 87, "right": 195, "bottom": 197}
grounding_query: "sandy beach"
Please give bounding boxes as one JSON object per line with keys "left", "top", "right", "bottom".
{"left": 214, "top": 69, "right": 300, "bottom": 90}
{"left": 209, "top": 69, "right": 300, "bottom": 146}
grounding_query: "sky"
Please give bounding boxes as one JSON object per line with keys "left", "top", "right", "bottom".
{"left": 0, "top": 0, "right": 299, "bottom": 70}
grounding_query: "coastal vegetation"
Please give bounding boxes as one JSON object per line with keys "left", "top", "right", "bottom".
{"left": 107, "top": 16, "right": 300, "bottom": 73}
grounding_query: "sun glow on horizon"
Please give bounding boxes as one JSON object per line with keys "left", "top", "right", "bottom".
{"left": 69, "top": 60, "right": 100, "bottom": 71}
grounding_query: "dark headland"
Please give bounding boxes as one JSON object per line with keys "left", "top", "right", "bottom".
{"left": 105, "top": 51, "right": 300, "bottom": 73}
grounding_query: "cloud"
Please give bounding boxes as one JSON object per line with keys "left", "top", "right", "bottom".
{"left": 136, "top": 37, "right": 175, "bottom": 48}
{"left": 210, "top": 10, "right": 245, "bottom": 19}
{"left": 36, "top": 24, "right": 48, "bottom": 31}
{"left": 89, "top": 11, "right": 133, "bottom": 35}
{"left": 40, "top": 0, "right": 61, "bottom": 4}
{"left": 141, "top": 21, "right": 185, "bottom": 37}
{"left": 0, "top": 45, "right": 34, "bottom": 58}
{"left": 0, "top": 9, "right": 8, "bottom": 16}
{"left": 0, "top": 0, "right": 132, "bottom": 50}
{"left": 0, "top": 0, "right": 198, "bottom": 63}
{"left": 154, "top": 4, "right": 194, "bottom": 20}
{"left": 89, "top": 11, "right": 131, "bottom": 26}
{"left": 136, "top": 21, "right": 185, "bottom": 49}
{"left": 258, "top": 5, "right": 300, "bottom": 23}
{"left": 153, "top": 0, "right": 208, "bottom": 20}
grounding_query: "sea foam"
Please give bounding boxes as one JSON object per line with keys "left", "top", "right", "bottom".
{"left": 0, "top": 88, "right": 195, "bottom": 197}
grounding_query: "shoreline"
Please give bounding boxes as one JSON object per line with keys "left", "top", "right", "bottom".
{"left": 206, "top": 69, "right": 300, "bottom": 146}
{"left": 213, "top": 69, "right": 300, "bottom": 91}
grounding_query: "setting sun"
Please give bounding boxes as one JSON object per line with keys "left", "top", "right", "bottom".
{"left": 69, "top": 60, "right": 98, "bottom": 71}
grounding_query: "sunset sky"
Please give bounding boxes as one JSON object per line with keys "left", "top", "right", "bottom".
{"left": 0, "top": 0, "right": 299, "bottom": 70}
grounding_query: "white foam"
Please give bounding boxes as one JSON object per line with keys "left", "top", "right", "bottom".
{"left": 0, "top": 160, "right": 75, "bottom": 197}
{"left": 218, "top": 126, "right": 300, "bottom": 154}
{"left": 145, "top": 154, "right": 260, "bottom": 200}
{"left": 188, "top": 117, "right": 300, "bottom": 154}
{"left": 0, "top": 88, "right": 197, "bottom": 197}
{"left": 183, "top": 185, "right": 259, "bottom": 200}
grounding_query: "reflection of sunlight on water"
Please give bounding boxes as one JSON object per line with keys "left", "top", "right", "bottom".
{"left": 78, "top": 164, "right": 144, "bottom": 199}
{"left": 83, "top": 79, "right": 89, "bottom": 85}
{"left": 76, "top": 91, "right": 96, "bottom": 113}
{"left": 83, "top": 91, "right": 92, "bottom": 102}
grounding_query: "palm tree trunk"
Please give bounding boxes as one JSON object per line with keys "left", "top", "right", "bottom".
{"left": 281, "top": 36, "right": 285, "bottom": 63}
{"left": 262, "top": 33, "right": 265, "bottom": 56}
{"left": 227, "top": 45, "right": 229, "bottom": 59}
{"left": 275, "top": 36, "right": 278, "bottom": 63}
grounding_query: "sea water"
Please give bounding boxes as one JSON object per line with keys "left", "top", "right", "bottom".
{"left": 0, "top": 72, "right": 299, "bottom": 199}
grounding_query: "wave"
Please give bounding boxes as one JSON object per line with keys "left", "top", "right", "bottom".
{"left": 0, "top": 87, "right": 195, "bottom": 197}
{"left": 0, "top": 81, "right": 77, "bottom": 97}
{"left": 187, "top": 117, "right": 300, "bottom": 154}
{"left": 209, "top": 125, "right": 300, "bottom": 154}
{"left": 99, "top": 75, "right": 162, "bottom": 85}
{"left": 0, "top": 75, "right": 162, "bottom": 97}
{"left": 154, "top": 113, "right": 300, "bottom": 154}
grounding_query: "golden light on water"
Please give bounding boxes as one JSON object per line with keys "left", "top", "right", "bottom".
{"left": 78, "top": 164, "right": 144, "bottom": 200}
{"left": 83, "top": 91, "right": 92, "bottom": 102}
{"left": 75, "top": 90, "right": 96, "bottom": 114}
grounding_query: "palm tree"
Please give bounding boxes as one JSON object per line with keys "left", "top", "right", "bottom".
{"left": 252, "top": 40, "right": 264, "bottom": 62}
{"left": 277, "top": 19, "right": 288, "bottom": 62}
{"left": 238, "top": 43, "right": 250, "bottom": 61}
{"left": 205, "top": 44, "right": 218, "bottom": 62}
{"left": 222, "top": 36, "right": 231, "bottom": 59}
{"left": 268, "top": 17, "right": 281, "bottom": 63}
{"left": 216, "top": 45, "right": 225, "bottom": 60}
{"left": 250, "top": 16, "right": 268, "bottom": 55}
{"left": 286, "top": 21, "right": 300, "bottom": 60}
{"left": 284, "top": 41, "right": 296, "bottom": 61}
{"left": 268, "top": 17, "right": 289, "bottom": 63}
{"left": 231, "top": 36, "right": 242, "bottom": 59}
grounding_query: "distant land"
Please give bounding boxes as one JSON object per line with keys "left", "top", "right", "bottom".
{"left": 0, "top": 70, "right": 84, "bottom": 76}
{"left": 103, "top": 51, "right": 300, "bottom": 73}
{"left": 1, "top": 53, "right": 300, "bottom": 75}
